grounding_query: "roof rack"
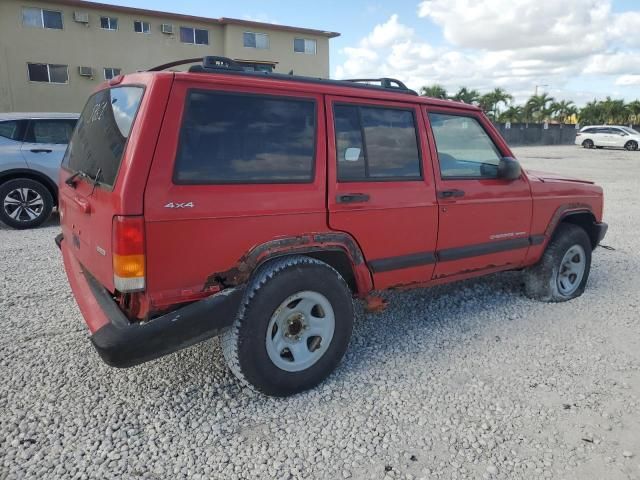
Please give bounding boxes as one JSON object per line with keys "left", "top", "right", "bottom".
{"left": 147, "top": 57, "right": 418, "bottom": 96}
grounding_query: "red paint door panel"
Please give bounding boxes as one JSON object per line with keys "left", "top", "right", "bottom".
{"left": 326, "top": 95, "right": 438, "bottom": 290}
{"left": 424, "top": 108, "right": 533, "bottom": 279}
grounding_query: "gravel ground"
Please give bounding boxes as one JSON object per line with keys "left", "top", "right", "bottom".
{"left": 1, "top": 145, "right": 639, "bottom": 480}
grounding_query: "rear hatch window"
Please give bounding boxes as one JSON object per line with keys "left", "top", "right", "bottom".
{"left": 62, "top": 86, "right": 144, "bottom": 188}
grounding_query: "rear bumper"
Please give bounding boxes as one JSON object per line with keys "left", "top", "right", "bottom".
{"left": 57, "top": 234, "right": 243, "bottom": 368}
{"left": 594, "top": 222, "right": 608, "bottom": 246}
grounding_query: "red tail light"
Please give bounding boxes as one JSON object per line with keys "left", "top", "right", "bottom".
{"left": 112, "top": 216, "right": 145, "bottom": 292}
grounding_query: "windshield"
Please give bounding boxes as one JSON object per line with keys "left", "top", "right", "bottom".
{"left": 622, "top": 127, "right": 640, "bottom": 135}
{"left": 62, "top": 86, "right": 144, "bottom": 188}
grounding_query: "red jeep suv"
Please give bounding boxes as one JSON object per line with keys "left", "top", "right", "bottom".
{"left": 57, "top": 57, "right": 607, "bottom": 396}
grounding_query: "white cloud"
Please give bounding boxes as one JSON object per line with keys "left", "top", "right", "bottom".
{"left": 335, "top": 1, "right": 640, "bottom": 104}
{"left": 615, "top": 74, "right": 640, "bottom": 86}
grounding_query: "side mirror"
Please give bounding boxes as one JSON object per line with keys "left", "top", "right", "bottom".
{"left": 344, "top": 147, "right": 361, "bottom": 162}
{"left": 497, "top": 157, "right": 521, "bottom": 181}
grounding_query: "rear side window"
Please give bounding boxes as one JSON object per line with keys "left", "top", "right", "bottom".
{"left": 0, "top": 121, "right": 22, "bottom": 141}
{"left": 63, "top": 86, "right": 144, "bottom": 188}
{"left": 334, "top": 104, "right": 422, "bottom": 181}
{"left": 26, "top": 119, "right": 76, "bottom": 144}
{"left": 428, "top": 113, "right": 502, "bottom": 179}
{"left": 174, "top": 91, "right": 316, "bottom": 183}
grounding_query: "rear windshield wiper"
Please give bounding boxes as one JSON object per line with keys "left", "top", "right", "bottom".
{"left": 65, "top": 170, "right": 88, "bottom": 188}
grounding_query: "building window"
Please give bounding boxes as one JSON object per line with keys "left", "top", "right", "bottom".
{"left": 134, "top": 20, "right": 150, "bottom": 33}
{"left": 294, "top": 38, "right": 317, "bottom": 54}
{"left": 27, "top": 63, "right": 68, "bottom": 84}
{"left": 100, "top": 16, "right": 118, "bottom": 30}
{"left": 104, "top": 68, "right": 121, "bottom": 80}
{"left": 180, "top": 27, "right": 208, "bottom": 45}
{"left": 22, "top": 7, "right": 63, "bottom": 29}
{"left": 243, "top": 32, "right": 269, "bottom": 49}
{"left": 238, "top": 62, "right": 274, "bottom": 73}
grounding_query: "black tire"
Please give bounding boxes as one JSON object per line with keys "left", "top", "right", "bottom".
{"left": 582, "top": 139, "right": 594, "bottom": 149}
{"left": 221, "top": 255, "right": 354, "bottom": 397}
{"left": 624, "top": 140, "right": 638, "bottom": 151}
{"left": 0, "top": 178, "right": 54, "bottom": 229}
{"left": 524, "top": 223, "right": 592, "bottom": 302}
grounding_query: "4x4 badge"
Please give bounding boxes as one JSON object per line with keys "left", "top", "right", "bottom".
{"left": 164, "top": 202, "right": 194, "bottom": 208}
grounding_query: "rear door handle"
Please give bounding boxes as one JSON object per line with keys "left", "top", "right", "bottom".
{"left": 30, "top": 148, "right": 52, "bottom": 153}
{"left": 437, "top": 189, "right": 465, "bottom": 199}
{"left": 337, "top": 193, "right": 370, "bottom": 204}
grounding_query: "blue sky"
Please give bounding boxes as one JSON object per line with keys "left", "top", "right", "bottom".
{"left": 101, "top": 0, "right": 640, "bottom": 105}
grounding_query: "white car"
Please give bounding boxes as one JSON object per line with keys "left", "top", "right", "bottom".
{"left": 576, "top": 125, "right": 640, "bottom": 151}
{"left": 0, "top": 112, "right": 79, "bottom": 229}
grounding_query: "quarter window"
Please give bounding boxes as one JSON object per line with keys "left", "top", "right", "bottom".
{"left": 334, "top": 104, "right": 421, "bottom": 181}
{"left": 27, "top": 63, "right": 68, "bottom": 84}
{"left": 243, "top": 32, "right": 269, "bottom": 49}
{"left": 100, "top": 16, "right": 118, "bottom": 30}
{"left": 294, "top": 38, "right": 317, "bottom": 54}
{"left": 104, "top": 67, "right": 121, "bottom": 80}
{"left": 429, "top": 113, "right": 502, "bottom": 179}
{"left": 22, "top": 8, "right": 63, "bottom": 29}
{"left": 174, "top": 91, "right": 316, "bottom": 183}
{"left": 180, "top": 27, "right": 208, "bottom": 45}
{"left": 134, "top": 20, "right": 150, "bottom": 33}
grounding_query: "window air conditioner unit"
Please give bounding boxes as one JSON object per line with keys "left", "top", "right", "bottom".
{"left": 161, "top": 23, "right": 174, "bottom": 34}
{"left": 74, "top": 11, "right": 89, "bottom": 23}
{"left": 78, "top": 66, "right": 94, "bottom": 77}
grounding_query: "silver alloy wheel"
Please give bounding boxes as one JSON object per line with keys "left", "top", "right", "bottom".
{"left": 3, "top": 188, "right": 44, "bottom": 223}
{"left": 265, "top": 290, "right": 336, "bottom": 372}
{"left": 625, "top": 141, "right": 638, "bottom": 151}
{"left": 556, "top": 244, "right": 586, "bottom": 296}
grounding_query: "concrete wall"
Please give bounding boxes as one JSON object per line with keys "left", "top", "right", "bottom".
{"left": 0, "top": 0, "right": 332, "bottom": 113}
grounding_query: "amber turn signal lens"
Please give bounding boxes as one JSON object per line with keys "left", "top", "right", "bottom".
{"left": 113, "top": 254, "right": 145, "bottom": 278}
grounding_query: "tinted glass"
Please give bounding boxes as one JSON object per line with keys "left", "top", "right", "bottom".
{"left": 100, "top": 17, "right": 109, "bottom": 28}
{"left": 174, "top": 91, "right": 316, "bottom": 183}
{"left": 194, "top": 29, "right": 208, "bottom": 45}
{"left": 42, "top": 10, "right": 62, "bottom": 29}
{"left": 180, "top": 26, "right": 193, "bottom": 43}
{"left": 22, "top": 8, "right": 41, "bottom": 27}
{"left": 0, "top": 121, "right": 20, "bottom": 141}
{"left": 429, "top": 113, "right": 502, "bottom": 179}
{"left": 334, "top": 105, "right": 365, "bottom": 180}
{"left": 29, "top": 120, "right": 76, "bottom": 144}
{"left": 334, "top": 104, "right": 421, "bottom": 181}
{"left": 27, "top": 63, "right": 49, "bottom": 82}
{"left": 48, "top": 64, "right": 68, "bottom": 83}
{"left": 294, "top": 38, "right": 305, "bottom": 53}
{"left": 63, "top": 87, "right": 144, "bottom": 187}
{"left": 243, "top": 32, "right": 256, "bottom": 48}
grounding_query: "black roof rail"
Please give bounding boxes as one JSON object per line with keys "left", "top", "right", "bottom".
{"left": 147, "top": 57, "right": 419, "bottom": 96}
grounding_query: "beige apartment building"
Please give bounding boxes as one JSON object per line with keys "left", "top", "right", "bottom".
{"left": 0, "top": 0, "right": 339, "bottom": 112}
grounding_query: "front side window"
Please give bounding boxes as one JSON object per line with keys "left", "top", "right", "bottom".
{"left": 133, "top": 20, "right": 150, "bottom": 33}
{"left": 180, "top": 27, "right": 208, "bottom": 45}
{"left": 63, "top": 86, "right": 144, "bottom": 188}
{"left": 27, "top": 63, "right": 68, "bottom": 84}
{"left": 243, "top": 32, "right": 269, "bottom": 49}
{"left": 174, "top": 91, "right": 316, "bottom": 183}
{"left": 22, "top": 8, "right": 63, "bottom": 29}
{"left": 27, "top": 119, "right": 76, "bottom": 144}
{"left": 429, "top": 113, "right": 502, "bottom": 179}
{"left": 294, "top": 38, "right": 317, "bottom": 54}
{"left": 100, "top": 16, "right": 118, "bottom": 30}
{"left": 334, "top": 104, "right": 422, "bottom": 181}
{"left": 104, "top": 67, "right": 121, "bottom": 80}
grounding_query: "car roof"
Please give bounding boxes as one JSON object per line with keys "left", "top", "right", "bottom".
{"left": 581, "top": 125, "right": 627, "bottom": 129}
{"left": 0, "top": 112, "right": 80, "bottom": 121}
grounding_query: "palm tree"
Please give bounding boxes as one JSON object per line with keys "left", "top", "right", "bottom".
{"left": 580, "top": 100, "right": 605, "bottom": 125}
{"left": 551, "top": 100, "right": 576, "bottom": 123}
{"left": 450, "top": 87, "right": 480, "bottom": 104}
{"left": 420, "top": 85, "right": 448, "bottom": 99}
{"left": 601, "top": 97, "right": 629, "bottom": 124}
{"left": 499, "top": 105, "right": 524, "bottom": 123}
{"left": 478, "top": 88, "right": 513, "bottom": 120}
{"left": 627, "top": 100, "right": 640, "bottom": 124}
{"left": 525, "top": 93, "right": 555, "bottom": 122}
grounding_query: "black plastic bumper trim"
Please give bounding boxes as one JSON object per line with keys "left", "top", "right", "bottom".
{"left": 368, "top": 251, "right": 436, "bottom": 273}
{"left": 594, "top": 222, "right": 608, "bottom": 245}
{"left": 55, "top": 233, "right": 63, "bottom": 250}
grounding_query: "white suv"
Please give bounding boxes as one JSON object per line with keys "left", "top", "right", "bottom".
{"left": 0, "top": 112, "right": 79, "bottom": 229}
{"left": 576, "top": 125, "right": 640, "bottom": 151}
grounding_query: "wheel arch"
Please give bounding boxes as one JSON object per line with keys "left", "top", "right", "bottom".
{"left": 546, "top": 206, "right": 600, "bottom": 249}
{"left": 0, "top": 169, "right": 58, "bottom": 206}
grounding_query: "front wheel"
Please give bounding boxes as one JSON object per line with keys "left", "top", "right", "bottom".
{"left": 624, "top": 140, "right": 638, "bottom": 151}
{"left": 0, "top": 178, "right": 54, "bottom": 229}
{"left": 524, "top": 223, "right": 592, "bottom": 302}
{"left": 221, "top": 256, "right": 354, "bottom": 396}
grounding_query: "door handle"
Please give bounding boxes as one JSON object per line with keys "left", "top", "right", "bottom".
{"left": 437, "top": 189, "right": 465, "bottom": 199}
{"left": 30, "top": 148, "right": 53, "bottom": 153}
{"left": 336, "top": 193, "right": 370, "bottom": 204}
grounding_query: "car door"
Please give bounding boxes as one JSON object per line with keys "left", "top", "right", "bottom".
{"left": 0, "top": 120, "right": 29, "bottom": 170}
{"left": 595, "top": 127, "right": 613, "bottom": 147}
{"left": 21, "top": 118, "right": 76, "bottom": 183}
{"left": 326, "top": 95, "right": 438, "bottom": 290}
{"left": 424, "top": 108, "right": 533, "bottom": 279}
{"left": 609, "top": 128, "right": 627, "bottom": 148}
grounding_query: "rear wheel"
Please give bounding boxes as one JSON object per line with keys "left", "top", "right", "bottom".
{"left": 524, "top": 223, "right": 592, "bottom": 302}
{"left": 582, "top": 139, "right": 594, "bottom": 149}
{"left": 624, "top": 140, "right": 638, "bottom": 151}
{"left": 221, "top": 255, "right": 354, "bottom": 396}
{"left": 0, "top": 178, "right": 53, "bottom": 229}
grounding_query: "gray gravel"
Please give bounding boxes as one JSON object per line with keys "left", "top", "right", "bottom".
{"left": 1, "top": 145, "right": 639, "bottom": 480}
